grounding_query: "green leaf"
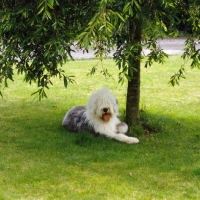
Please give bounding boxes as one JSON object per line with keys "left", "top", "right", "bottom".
{"left": 123, "top": 2, "right": 131, "bottom": 13}
{"left": 52, "top": 22, "right": 57, "bottom": 29}
{"left": 134, "top": 1, "right": 141, "bottom": 11}
{"left": 37, "top": 5, "right": 44, "bottom": 15}
{"left": 0, "top": 91, "right": 3, "bottom": 98}
{"left": 48, "top": 0, "right": 54, "bottom": 8}
{"left": 63, "top": 76, "right": 68, "bottom": 88}
{"left": 115, "top": 12, "right": 125, "bottom": 22}
{"left": 45, "top": 10, "right": 52, "bottom": 19}
{"left": 42, "top": 89, "right": 48, "bottom": 98}
{"left": 129, "top": 7, "right": 133, "bottom": 16}
{"left": 4, "top": 78, "right": 8, "bottom": 87}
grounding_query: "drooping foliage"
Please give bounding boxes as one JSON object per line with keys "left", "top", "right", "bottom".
{"left": 0, "top": 0, "right": 98, "bottom": 99}
{"left": 78, "top": 0, "right": 200, "bottom": 84}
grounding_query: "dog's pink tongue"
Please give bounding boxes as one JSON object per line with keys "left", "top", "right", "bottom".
{"left": 103, "top": 113, "right": 110, "bottom": 121}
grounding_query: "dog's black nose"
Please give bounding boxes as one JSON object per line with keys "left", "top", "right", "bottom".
{"left": 103, "top": 108, "right": 108, "bottom": 113}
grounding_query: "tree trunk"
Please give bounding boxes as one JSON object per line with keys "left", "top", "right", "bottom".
{"left": 126, "top": 20, "right": 142, "bottom": 124}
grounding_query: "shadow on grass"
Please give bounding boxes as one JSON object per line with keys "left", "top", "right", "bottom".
{"left": 7, "top": 101, "right": 199, "bottom": 151}
{"left": 2, "top": 102, "right": 200, "bottom": 178}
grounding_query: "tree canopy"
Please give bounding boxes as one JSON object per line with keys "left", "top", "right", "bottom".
{"left": 0, "top": 0, "right": 200, "bottom": 122}
{"left": 0, "top": 0, "right": 96, "bottom": 99}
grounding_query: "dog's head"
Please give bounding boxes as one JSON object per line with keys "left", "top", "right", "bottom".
{"left": 87, "top": 87, "right": 119, "bottom": 122}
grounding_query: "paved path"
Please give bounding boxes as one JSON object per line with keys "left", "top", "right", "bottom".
{"left": 71, "top": 38, "right": 200, "bottom": 60}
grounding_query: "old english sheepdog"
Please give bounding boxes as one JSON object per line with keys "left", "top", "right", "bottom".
{"left": 62, "top": 87, "right": 139, "bottom": 144}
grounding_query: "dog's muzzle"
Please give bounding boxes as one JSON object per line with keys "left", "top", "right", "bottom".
{"left": 102, "top": 108, "right": 111, "bottom": 121}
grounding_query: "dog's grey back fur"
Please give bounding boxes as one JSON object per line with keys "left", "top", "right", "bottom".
{"left": 62, "top": 106, "right": 97, "bottom": 135}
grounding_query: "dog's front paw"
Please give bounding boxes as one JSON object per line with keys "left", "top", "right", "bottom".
{"left": 126, "top": 137, "right": 139, "bottom": 144}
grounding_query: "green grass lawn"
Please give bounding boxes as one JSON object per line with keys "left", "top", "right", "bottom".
{"left": 0, "top": 56, "right": 200, "bottom": 200}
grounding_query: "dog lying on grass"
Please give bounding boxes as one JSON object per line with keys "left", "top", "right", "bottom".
{"left": 62, "top": 87, "right": 139, "bottom": 144}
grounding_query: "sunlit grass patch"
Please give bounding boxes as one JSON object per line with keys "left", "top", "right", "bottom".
{"left": 0, "top": 56, "right": 200, "bottom": 199}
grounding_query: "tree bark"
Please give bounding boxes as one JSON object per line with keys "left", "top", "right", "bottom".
{"left": 126, "top": 20, "right": 142, "bottom": 124}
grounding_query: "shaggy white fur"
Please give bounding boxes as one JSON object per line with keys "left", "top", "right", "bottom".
{"left": 62, "top": 87, "right": 139, "bottom": 144}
